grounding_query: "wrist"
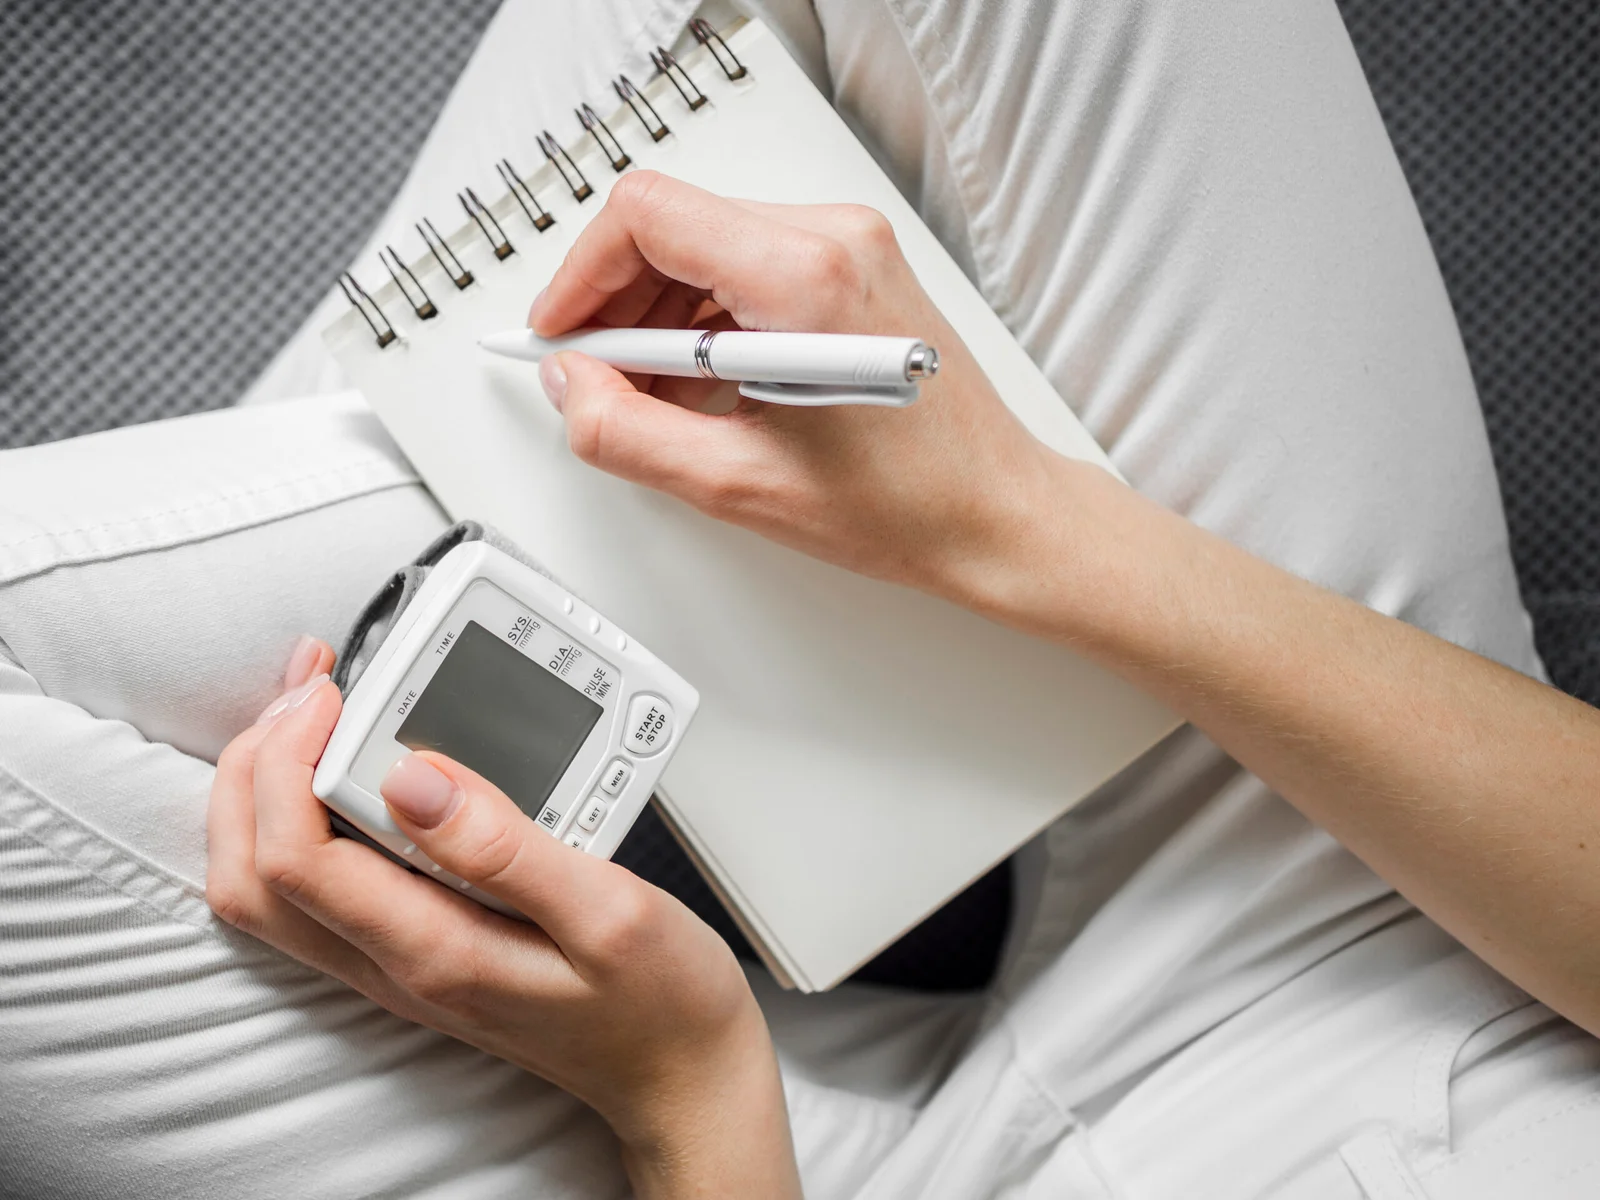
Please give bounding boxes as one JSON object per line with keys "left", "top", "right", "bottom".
{"left": 933, "top": 448, "right": 1127, "bottom": 639}
{"left": 615, "top": 1007, "right": 801, "bottom": 1200}
{"left": 939, "top": 447, "right": 1260, "bottom": 692}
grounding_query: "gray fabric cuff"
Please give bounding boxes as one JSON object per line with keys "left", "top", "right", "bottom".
{"left": 332, "top": 520, "right": 559, "bottom": 697}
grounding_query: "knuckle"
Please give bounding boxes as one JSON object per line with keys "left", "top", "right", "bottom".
{"left": 205, "top": 877, "right": 256, "bottom": 931}
{"left": 565, "top": 396, "right": 612, "bottom": 467}
{"left": 391, "top": 957, "right": 450, "bottom": 1005}
{"left": 609, "top": 168, "right": 666, "bottom": 217}
{"left": 452, "top": 822, "right": 527, "bottom": 890}
{"left": 588, "top": 887, "right": 656, "bottom": 961}
{"left": 254, "top": 846, "right": 311, "bottom": 904}
{"left": 688, "top": 460, "right": 760, "bottom": 520}
{"left": 394, "top": 952, "right": 478, "bottom": 1010}
{"left": 215, "top": 735, "right": 255, "bottom": 780}
{"left": 836, "top": 205, "right": 897, "bottom": 254}
{"left": 804, "top": 236, "right": 863, "bottom": 304}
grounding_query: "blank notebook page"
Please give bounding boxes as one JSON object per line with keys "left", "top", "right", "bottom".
{"left": 325, "top": 19, "right": 1177, "bottom": 991}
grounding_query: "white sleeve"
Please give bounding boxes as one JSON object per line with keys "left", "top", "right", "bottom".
{"left": 804, "top": 0, "right": 1540, "bottom": 678}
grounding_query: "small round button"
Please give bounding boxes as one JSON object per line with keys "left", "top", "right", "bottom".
{"left": 578, "top": 795, "right": 608, "bottom": 832}
{"left": 624, "top": 694, "right": 674, "bottom": 757}
{"left": 599, "top": 757, "right": 633, "bottom": 795}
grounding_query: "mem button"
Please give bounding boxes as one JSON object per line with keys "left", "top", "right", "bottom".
{"left": 623, "top": 694, "right": 673, "bottom": 756}
{"left": 599, "top": 757, "right": 633, "bottom": 795}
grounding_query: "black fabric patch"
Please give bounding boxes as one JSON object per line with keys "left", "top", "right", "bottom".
{"left": 613, "top": 802, "right": 1014, "bottom": 992}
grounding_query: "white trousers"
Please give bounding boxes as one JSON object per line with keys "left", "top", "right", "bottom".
{"left": 3, "top": 2, "right": 1596, "bottom": 1197}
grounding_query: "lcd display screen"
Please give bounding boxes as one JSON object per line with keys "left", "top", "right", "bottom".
{"left": 396, "top": 619, "right": 602, "bottom": 816}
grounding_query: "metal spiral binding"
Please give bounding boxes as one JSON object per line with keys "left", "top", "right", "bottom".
{"left": 689, "top": 18, "right": 748, "bottom": 80}
{"left": 650, "top": 46, "right": 707, "bottom": 110}
{"left": 417, "top": 218, "right": 473, "bottom": 289}
{"left": 340, "top": 19, "right": 736, "bottom": 348}
{"left": 379, "top": 246, "right": 437, "bottom": 320}
{"left": 497, "top": 159, "right": 556, "bottom": 231}
{"left": 460, "top": 187, "right": 515, "bottom": 259}
{"left": 614, "top": 75, "right": 670, "bottom": 141}
{"left": 338, "top": 272, "right": 396, "bottom": 348}
{"left": 578, "top": 103, "right": 631, "bottom": 172}
{"left": 538, "top": 130, "right": 593, "bottom": 202}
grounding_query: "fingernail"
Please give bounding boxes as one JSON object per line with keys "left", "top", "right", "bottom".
{"left": 283, "top": 634, "right": 321, "bottom": 689}
{"left": 539, "top": 355, "right": 568, "bottom": 413}
{"left": 381, "top": 754, "right": 462, "bottom": 829}
{"left": 257, "top": 673, "right": 329, "bottom": 725}
{"left": 528, "top": 286, "right": 548, "bottom": 322}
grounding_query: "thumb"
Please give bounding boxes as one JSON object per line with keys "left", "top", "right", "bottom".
{"left": 547, "top": 350, "right": 766, "bottom": 513}
{"left": 380, "top": 751, "right": 604, "bottom": 947}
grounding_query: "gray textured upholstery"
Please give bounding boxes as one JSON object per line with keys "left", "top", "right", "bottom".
{"left": 1338, "top": 2, "right": 1599, "bottom": 703}
{"left": 0, "top": 0, "right": 500, "bottom": 445}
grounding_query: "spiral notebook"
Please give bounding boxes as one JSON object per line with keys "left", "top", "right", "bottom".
{"left": 323, "top": 17, "right": 1178, "bottom": 992}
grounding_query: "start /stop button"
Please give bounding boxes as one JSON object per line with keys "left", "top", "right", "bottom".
{"left": 623, "top": 694, "right": 673, "bottom": 756}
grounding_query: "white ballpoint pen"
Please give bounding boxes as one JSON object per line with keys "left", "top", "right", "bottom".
{"left": 478, "top": 327, "right": 939, "bottom": 407}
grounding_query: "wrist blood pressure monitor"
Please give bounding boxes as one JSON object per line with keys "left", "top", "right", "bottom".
{"left": 312, "top": 522, "right": 698, "bottom": 917}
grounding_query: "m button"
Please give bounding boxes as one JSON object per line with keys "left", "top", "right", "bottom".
{"left": 624, "top": 694, "right": 673, "bottom": 756}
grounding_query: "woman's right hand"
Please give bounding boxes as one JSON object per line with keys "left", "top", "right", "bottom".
{"left": 529, "top": 171, "right": 1079, "bottom": 606}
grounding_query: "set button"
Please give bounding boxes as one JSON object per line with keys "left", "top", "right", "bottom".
{"left": 577, "top": 795, "right": 608, "bottom": 832}
{"left": 624, "top": 694, "right": 674, "bottom": 756}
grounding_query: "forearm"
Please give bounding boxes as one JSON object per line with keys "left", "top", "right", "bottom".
{"left": 959, "top": 458, "right": 1600, "bottom": 1032}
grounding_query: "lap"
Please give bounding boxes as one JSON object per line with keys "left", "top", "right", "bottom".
{"left": 0, "top": 0, "right": 1581, "bottom": 1196}
{"left": 0, "top": 392, "right": 968, "bottom": 1198}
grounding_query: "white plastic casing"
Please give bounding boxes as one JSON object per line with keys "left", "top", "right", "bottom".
{"left": 311, "top": 541, "right": 699, "bottom": 919}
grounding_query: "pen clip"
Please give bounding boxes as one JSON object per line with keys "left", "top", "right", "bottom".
{"left": 737, "top": 381, "right": 921, "bottom": 408}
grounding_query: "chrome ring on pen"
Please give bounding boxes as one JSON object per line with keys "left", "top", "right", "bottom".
{"left": 693, "top": 330, "right": 719, "bottom": 379}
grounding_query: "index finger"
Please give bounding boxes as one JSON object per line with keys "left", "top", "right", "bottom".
{"left": 530, "top": 170, "right": 842, "bottom": 336}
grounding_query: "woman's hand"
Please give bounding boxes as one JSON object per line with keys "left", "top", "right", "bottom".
{"left": 529, "top": 170, "right": 1066, "bottom": 604}
{"left": 206, "top": 639, "right": 801, "bottom": 1200}
{"left": 536, "top": 174, "right": 1600, "bottom": 1042}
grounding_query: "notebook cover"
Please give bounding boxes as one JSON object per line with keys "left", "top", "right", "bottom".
{"left": 325, "top": 19, "right": 1178, "bottom": 990}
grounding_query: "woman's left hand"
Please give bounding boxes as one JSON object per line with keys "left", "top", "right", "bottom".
{"left": 205, "top": 639, "right": 800, "bottom": 1199}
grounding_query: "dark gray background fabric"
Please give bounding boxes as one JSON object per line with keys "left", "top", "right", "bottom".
{"left": 1337, "top": 2, "right": 1599, "bottom": 705}
{"left": 0, "top": 0, "right": 502, "bottom": 445}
